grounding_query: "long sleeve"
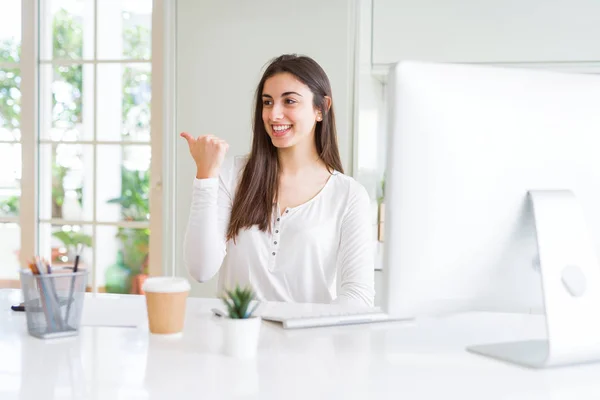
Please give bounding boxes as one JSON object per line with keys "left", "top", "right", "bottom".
{"left": 183, "top": 169, "right": 233, "bottom": 282}
{"left": 334, "top": 184, "right": 376, "bottom": 307}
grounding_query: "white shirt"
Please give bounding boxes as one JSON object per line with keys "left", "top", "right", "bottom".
{"left": 183, "top": 156, "right": 375, "bottom": 307}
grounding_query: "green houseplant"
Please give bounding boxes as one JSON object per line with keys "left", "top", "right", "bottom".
{"left": 377, "top": 175, "right": 385, "bottom": 242}
{"left": 220, "top": 285, "right": 262, "bottom": 358}
{"left": 105, "top": 167, "right": 150, "bottom": 294}
{"left": 0, "top": 195, "right": 19, "bottom": 216}
{"left": 221, "top": 285, "right": 260, "bottom": 319}
{"left": 51, "top": 230, "right": 92, "bottom": 263}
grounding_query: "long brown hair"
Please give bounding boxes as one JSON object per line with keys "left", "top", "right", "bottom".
{"left": 226, "top": 54, "right": 344, "bottom": 241}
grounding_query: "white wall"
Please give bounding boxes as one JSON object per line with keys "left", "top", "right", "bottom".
{"left": 175, "top": 0, "right": 358, "bottom": 297}
{"left": 372, "top": 0, "right": 600, "bottom": 65}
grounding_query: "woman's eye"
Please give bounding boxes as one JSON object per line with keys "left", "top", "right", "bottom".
{"left": 263, "top": 100, "right": 272, "bottom": 106}
{"left": 285, "top": 99, "right": 297, "bottom": 105}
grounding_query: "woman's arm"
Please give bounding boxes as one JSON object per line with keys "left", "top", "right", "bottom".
{"left": 180, "top": 133, "right": 231, "bottom": 282}
{"left": 183, "top": 172, "right": 232, "bottom": 282}
{"left": 334, "top": 183, "right": 376, "bottom": 307}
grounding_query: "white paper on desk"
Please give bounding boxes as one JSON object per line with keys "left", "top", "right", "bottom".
{"left": 80, "top": 295, "right": 146, "bottom": 328}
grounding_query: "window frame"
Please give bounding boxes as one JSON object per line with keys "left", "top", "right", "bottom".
{"left": 10, "top": 0, "right": 175, "bottom": 290}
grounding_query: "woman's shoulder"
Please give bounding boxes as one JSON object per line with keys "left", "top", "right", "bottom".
{"left": 329, "top": 171, "right": 369, "bottom": 199}
{"left": 325, "top": 171, "right": 371, "bottom": 215}
{"left": 221, "top": 154, "right": 248, "bottom": 175}
{"left": 328, "top": 172, "right": 372, "bottom": 219}
{"left": 219, "top": 155, "right": 249, "bottom": 193}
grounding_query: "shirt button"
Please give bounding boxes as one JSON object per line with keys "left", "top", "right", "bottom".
{"left": 272, "top": 252, "right": 276, "bottom": 256}
{"left": 277, "top": 218, "right": 280, "bottom": 221}
{"left": 275, "top": 230, "right": 279, "bottom": 233}
{"left": 286, "top": 210, "right": 289, "bottom": 213}
{"left": 274, "top": 241, "right": 277, "bottom": 245}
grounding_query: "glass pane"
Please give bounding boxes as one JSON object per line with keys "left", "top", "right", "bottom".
{"left": 122, "top": 63, "right": 151, "bottom": 141}
{"left": 0, "top": 223, "right": 20, "bottom": 281}
{"left": 0, "top": 1, "right": 21, "bottom": 63}
{"left": 97, "top": 0, "right": 152, "bottom": 60}
{"left": 0, "top": 68, "right": 21, "bottom": 141}
{"left": 39, "top": 143, "right": 94, "bottom": 221}
{"left": 97, "top": 63, "right": 151, "bottom": 142}
{"left": 40, "top": 0, "right": 94, "bottom": 61}
{"left": 39, "top": 223, "right": 93, "bottom": 288}
{"left": 96, "top": 225, "right": 149, "bottom": 294}
{"left": 97, "top": 145, "right": 150, "bottom": 222}
{"left": 39, "top": 64, "right": 94, "bottom": 141}
{"left": 0, "top": 143, "right": 21, "bottom": 217}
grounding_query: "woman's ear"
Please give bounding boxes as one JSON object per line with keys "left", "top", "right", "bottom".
{"left": 324, "top": 96, "right": 332, "bottom": 112}
{"left": 316, "top": 96, "right": 332, "bottom": 121}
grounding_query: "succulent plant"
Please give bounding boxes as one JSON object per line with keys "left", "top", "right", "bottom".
{"left": 221, "top": 285, "right": 260, "bottom": 319}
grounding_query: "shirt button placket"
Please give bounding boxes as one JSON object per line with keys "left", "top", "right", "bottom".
{"left": 270, "top": 213, "right": 282, "bottom": 270}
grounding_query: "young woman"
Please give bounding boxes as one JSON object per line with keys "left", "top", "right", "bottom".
{"left": 181, "top": 54, "right": 374, "bottom": 306}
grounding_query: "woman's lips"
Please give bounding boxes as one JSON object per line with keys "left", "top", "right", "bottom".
{"left": 272, "top": 124, "right": 292, "bottom": 137}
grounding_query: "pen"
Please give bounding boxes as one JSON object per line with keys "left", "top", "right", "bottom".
{"left": 44, "top": 258, "right": 65, "bottom": 330}
{"left": 65, "top": 246, "right": 81, "bottom": 326}
{"left": 31, "top": 257, "right": 55, "bottom": 331}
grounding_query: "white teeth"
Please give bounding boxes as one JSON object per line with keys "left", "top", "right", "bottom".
{"left": 273, "top": 125, "right": 291, "bottom": 132}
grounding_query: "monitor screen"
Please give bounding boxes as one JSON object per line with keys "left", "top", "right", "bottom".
{"left": 382, "top": 61, "right": 600, "bottom": 319}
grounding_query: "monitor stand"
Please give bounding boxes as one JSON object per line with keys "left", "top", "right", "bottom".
{"left": 467, "top": 190, "right": 600, "bottom": 368}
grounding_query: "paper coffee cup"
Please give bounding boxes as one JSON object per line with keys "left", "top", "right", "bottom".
{"left": 142, "top": 277, "right": 191, "bottom": 335}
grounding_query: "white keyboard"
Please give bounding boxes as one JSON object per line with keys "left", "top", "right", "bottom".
{"left": 257, "top": 303, "right": 391, "bottom": 329}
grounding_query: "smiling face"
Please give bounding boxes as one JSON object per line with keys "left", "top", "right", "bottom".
{"left": 261, "top": 72, "right": 322, "bottom": 149}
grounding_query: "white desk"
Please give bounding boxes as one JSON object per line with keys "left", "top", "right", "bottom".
{"left": 1, "top": 288, "right": 600, "bottom": 400}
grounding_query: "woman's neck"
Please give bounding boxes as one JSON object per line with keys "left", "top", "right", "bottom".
{"left": 277, "top": 142, "right": 324, "bottom": 176}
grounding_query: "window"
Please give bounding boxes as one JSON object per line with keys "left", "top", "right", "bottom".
{"left": 1, "top": 0, "right": 162, "bottom": 294}
{"left": 0, "top": 2, "right": 22, "bottom": 285}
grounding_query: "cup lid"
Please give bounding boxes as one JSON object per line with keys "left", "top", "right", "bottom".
{"left": 142, "top": 277, "right": 191, "bottom": 293}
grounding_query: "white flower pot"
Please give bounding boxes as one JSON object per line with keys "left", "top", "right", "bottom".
{"left": 221, "top": 316, "right": 262, "bottom": 358}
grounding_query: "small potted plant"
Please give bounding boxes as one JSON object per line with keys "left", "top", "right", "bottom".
{"left": 220, "top": 285, "right": 261, "bottom": 358}
{"left": 377, "top": 175, "right": 385, "bottom": 242}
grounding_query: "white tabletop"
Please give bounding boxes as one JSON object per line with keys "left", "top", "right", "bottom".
{"left": 2, "top": 288, "right": 600, "bottom": 400}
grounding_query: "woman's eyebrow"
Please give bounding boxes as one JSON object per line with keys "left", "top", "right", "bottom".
{"left": 261, "top": 92, "right": 303, "bottom": 98}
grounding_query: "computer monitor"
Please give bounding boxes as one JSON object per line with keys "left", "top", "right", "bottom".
{"left": 382, "top": 61, "right": 600, "bottom": 368}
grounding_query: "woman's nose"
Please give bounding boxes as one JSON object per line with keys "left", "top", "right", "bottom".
{"left": 269, "top": 104, "right": 284, "bottom": 121}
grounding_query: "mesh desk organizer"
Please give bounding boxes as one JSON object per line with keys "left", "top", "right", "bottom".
{"left": 20, "top": 268, "right": 88, "bottom": 339}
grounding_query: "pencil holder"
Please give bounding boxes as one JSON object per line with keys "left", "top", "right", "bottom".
{"left": 19, "top": 269, "right": 89, "bottom": 339}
